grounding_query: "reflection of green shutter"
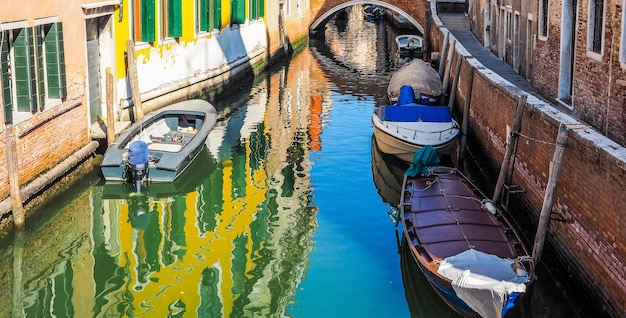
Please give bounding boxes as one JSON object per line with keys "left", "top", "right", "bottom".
{"left": 213, "top": 0, "right": 221, "bottom": 29}
{"left": 46, "top": 23, "right": 67, "bottom": 99}
{"left": 141, "top": 0, "right": 156, "bottom": 42}
{"left": 35, "top": 25, "right": 45, "bottom": 110}
{"left": 198, "top": 0, "right": 208, "bottom": 31}
{"left": 14, "top": 28, "right": 37, "bottom": 112}
{"left": 232, "top": 0, "right": 244, "bottom": 24}
{"left": 250, "top": 0, "right": 257, "bottom": 20}
{"left": 168, "top": 0, "right": 182, "bottom": 37}
{"left": 1, "top": 31, "right": 12, "bottom": 124}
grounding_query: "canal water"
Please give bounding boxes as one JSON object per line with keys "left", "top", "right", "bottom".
{"left": 0, "top": 6, "right": 582, "bottom": 318}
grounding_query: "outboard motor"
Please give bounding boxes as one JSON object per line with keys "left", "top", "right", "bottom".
{"left": 126, "top": 140, "right": 149, "bottom": 192}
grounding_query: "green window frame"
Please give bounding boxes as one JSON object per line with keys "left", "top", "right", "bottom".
{"left": 231, "top": 0, "right": 245, "bottom": 25}
{"left": 166, "top": 0, "right": 183, "bottom": 38}
{"left": 136, "top": 0, "right": 156, "bottom": 42}
{"left": 0, "top": 23, "right": 67, "bottom": 124}
{"left": 249, "top": 0, "right": 264, "bottom": 20}
{"left": 197, "top": 0, "right": 221, "bottom": 32}
{"left": 13, "top": 28, "right": 37, "bottom": 113}
{"left": 1, "top": 30, "right": 13, "bottom": 124}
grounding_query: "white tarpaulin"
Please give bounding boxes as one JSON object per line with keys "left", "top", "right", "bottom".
{"left": 437, "top": 249, "right": 529, "bottom": 318}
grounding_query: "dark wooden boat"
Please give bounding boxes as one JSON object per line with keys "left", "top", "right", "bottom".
{"left": 400, "top": 147, "right": 534, "bottom": 317}
{"left": 101, "top": 99, "right": 217, "bottom": 188}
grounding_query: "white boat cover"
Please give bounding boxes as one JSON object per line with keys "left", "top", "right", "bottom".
{"left": 437, "top": 249, "right": 529, "bottom": 318}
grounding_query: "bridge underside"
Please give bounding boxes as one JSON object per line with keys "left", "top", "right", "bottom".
{"left": 309, "top": 0, "right": 428, "bottom": 36}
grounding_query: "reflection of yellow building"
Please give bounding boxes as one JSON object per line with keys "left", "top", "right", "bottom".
{"left": 0, "top": 44, "right": 331, "bottom": 318}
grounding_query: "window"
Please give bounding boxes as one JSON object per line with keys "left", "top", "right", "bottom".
{"left": 506, "top": 8, "right": 513, "bottom": 40}
{"left": 232, "top": 0, "right": 245, "bottom": 24}
{"left": 249, "top": 0, "right": 265, "bottom": 20}
{"left": 134, "top": 0, "right": 156, "bottom": 42}
{"left": 163, "top": 0, "right": 182, "bottom": 38}
{"left": 197, "top": 0, "right": 221, "bottom": 32}
{"left": 1, "top": 22, "right": 67, "bottom": 124}
{"left": 540, "top": 0, "right": 549, "bottom": 37}
{"left": 588, "top": 0, "right": 605, "bottom": 54}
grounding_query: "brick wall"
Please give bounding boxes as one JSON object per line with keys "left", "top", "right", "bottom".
{"left": 0, "top": 102, "right": 89, "bottom": 203}
{"left": 439, "top": 26, "right": 626, "bottom": 318}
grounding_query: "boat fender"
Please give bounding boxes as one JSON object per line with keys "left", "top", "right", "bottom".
{"left": 482, "top": 199, "right": 497, "bottom": 215}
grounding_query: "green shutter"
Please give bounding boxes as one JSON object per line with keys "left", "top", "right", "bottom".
{"left": 259, "top": 0, "right": 264, "bottom": 18}
{"left": 212, "top": 0, "right": 221, "bottom": 29}
{"left": 168, "top": 0, "right": 183, "bottom": 37}
{"left": 13, "top": 28, "right": 37, "bottom": 112}
{"left": 46, "top": 23, "right": 67, "bottom": 99}
{"left": 35, "top": 25, "right": 45, "bottom": 110}
{"left": 1, "top": 30, "right": 12, "bottom": 124}
{"left": 231, "top": 0, "right": 245, "bottom": 24}
{"left": 199, "top": 0, "right": 208, "bottom": 32}
{"left": 141, "top": 0, "right": 156, "bottom": 42}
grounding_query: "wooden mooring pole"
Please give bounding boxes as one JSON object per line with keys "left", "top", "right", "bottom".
{"left": 438, "top": 32, "right": 450, "bottom": 78}
{"left": 106, "top": 69, "right": 116, "bottom": 146}
{"left": 6, "top": 124, "right": 24, "bottom": 228}
{"left": 447, "top": 56, "right": 463, "bottom": 108}
{"left": 492, "top": 95, "right": 527, "bottom": 204}
{"left": 126, "top": 40, "right": 144, "bottom": 121}
{"left": 532, "top": 125, "right": 568, "bottom": 265}
{"left": 459, "top": 66, "right": 474, "bottom": 160}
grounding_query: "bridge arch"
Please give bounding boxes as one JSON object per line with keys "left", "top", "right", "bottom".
{"left": 309, "top": 0, "right": 428, "bottom": 36}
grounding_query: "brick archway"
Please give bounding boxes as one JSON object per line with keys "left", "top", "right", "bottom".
{"left": 309, "top": 0, "right": 429, "bottom": 35}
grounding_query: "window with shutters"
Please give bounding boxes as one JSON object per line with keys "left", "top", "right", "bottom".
{"left": 197, "top": 0, "right": 221, "bottom": 33}
{"left": 249, "top": 0, "right": 265, "bottom": 20}
{"left": 539, "top": 0, "right": 549, "bottom": 38}
{"left": 232, "top": 0, "right": 245, "bottom": 25}
{"left": 133, "top": 0, "right": 156, "bottom": 42}
{"left": 162, "top": 0, "right": 182, "bottom": 39}
{"left": 0, "top": 21, "right": 66, "bottom": 124}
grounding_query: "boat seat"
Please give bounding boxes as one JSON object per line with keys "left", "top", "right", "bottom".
{"left": 148, "top": 143, "right": 183, "bottom": 152}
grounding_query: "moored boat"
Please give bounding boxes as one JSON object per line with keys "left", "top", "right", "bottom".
{"left": 395, "top": 34, "right": 423, "bottom": 53}
{"left": 399, "top": 146, "right": 534, "bottom": 318}
{"left": 387, "top": 58, "right": 442, "bottom": 105}
{"left": 100, "top": 99, "right": 217, "bottom": 189}
{"left": 372, "top": 85, "right": 460, "bottom": 162}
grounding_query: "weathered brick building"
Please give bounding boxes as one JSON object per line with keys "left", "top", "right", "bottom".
{"left": 459, "top": 0, "right": 626, "bottom": 315}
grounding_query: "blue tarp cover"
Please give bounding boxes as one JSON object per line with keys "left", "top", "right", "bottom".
{"left": 397, "top": 85, "right": 415, "bottom": 105}
{"left": 128, "top": 140, "right": 149, "bottom": 165}
{"left": 382, "top": 104, "right": 452, "bottom": 122}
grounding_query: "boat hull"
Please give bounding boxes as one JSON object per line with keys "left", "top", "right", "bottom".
{"left": 371, "top": 112, "right": 459, "bottom": 162}
{"left": 101, "top": 99, "right": 217, "bottom": 183}
{"left": 400, "top": 166, "right": 533, "bottom": 317}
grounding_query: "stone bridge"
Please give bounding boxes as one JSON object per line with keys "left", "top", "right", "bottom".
{"left": 309, "top": 0, "right": 430, "bottom": 35}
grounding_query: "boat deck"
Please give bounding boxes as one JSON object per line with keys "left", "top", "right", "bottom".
{"left": 402, "top": 167, "right": 523, "bottom": 262}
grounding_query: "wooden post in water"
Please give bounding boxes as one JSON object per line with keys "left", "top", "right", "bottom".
{"left": 441, "top": 39, "right": 456, "bottom": 102}
{"left": 492, "top": 94, "right": 527, "bottom": 204}
{"left": 532, "top": 125, "right": 568, "bottom": 265}
{"left": 423, "top": 10, "right": 432, "bottom": 62}
{"left": 447, "top": 57, "right": 463, "bottom": 108}
{"left": 126, "top": 40, "right": 144, "bottom": 120}
{"left": 459, "top": 66, "right": 474, "bottom": 160}
{"left": 438, "top": 32, "right": 450, "bottom": 77}
{"left": 6, "top": 124, "right": 24, "bottom": 228}
{"left": 106, "top": 69, "right": 116, "bottom": 146}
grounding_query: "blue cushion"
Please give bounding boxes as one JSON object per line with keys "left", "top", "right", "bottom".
{"left": 381, "top": 104, "right": 452, "bottom": 122}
